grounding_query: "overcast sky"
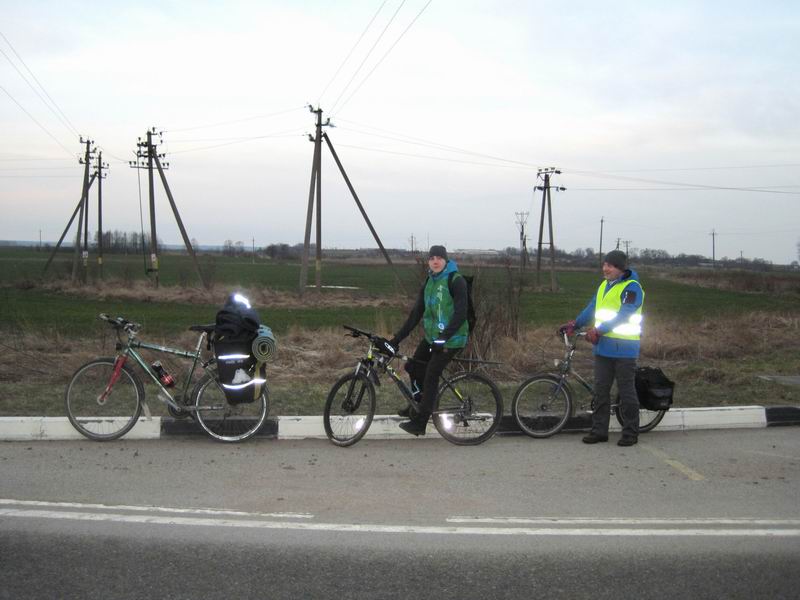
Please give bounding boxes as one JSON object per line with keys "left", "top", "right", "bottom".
{"left": 2, "top": 0, "right": 798, "bottom": 263}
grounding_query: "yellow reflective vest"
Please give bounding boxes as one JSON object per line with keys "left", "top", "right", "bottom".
{"left": 593, "top": 278, "right": 644, "bottom": 341}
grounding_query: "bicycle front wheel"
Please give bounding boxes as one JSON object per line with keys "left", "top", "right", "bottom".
{"left": 512, "top": 374, "right": 572, "bottom": 438}
{"left": 433, "top": 372, "right": 503, "bottom": 446}
{"left": 192, "top": 373, "right": 269, "bottom": 442}
{"left": 323, "top": 373, "right": 376, "bottom": 447}
{"left": 614, "top": 398, "right": 666, "bottom": 433}
{"left": 65, "top": 358, "right": 144, "bottom": 441}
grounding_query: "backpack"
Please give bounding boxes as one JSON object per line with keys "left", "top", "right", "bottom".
{"left": 448, "top": 272, "right": 477, "bottom": 333}
{"left": 635, "top": 366, "right": 674, "bottom": 411}
{"left": 213, "top": 295, "right": 264, "bottom": 405}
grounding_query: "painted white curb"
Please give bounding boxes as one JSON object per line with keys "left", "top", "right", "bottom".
{"left": 0, "top": 417, "right": 162, "bottom": 441}
{"left": 606, "top": 406, "right": 768, "bottom": 432}
{"left": 278, "top": 415, "right": 442, "bottom": 439}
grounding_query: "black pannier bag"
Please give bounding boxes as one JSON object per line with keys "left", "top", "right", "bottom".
{"left": 213, "top": 294, "right": 264, "bottom": 405}
{"left": 635, "top": 366, "right": 675, "bottom": 411}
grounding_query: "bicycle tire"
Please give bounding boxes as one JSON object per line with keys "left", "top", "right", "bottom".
{"left": 614, "top": 398, "right": 666, "bottom": 433}
{"left": 512, "top": 374, "right": 573, "bottom": 438}
{"left": 433, "top": 372, "right": 503, "bottom": 446}
{"left": 65, "top": 357, "right": 144, "bottom": 441}
{"left": 323, "top": 373, "right": 376, "bottom": 447}
{"left": 192, "top": 372, "right": 269, "bottom": 442}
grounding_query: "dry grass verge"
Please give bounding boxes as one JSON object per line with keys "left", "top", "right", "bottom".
{"left": 1, "top": 312, "right": 799, "bottom": 416}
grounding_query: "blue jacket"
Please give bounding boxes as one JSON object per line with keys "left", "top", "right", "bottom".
{"left": 574, "top": 268, "right": 643, "bottom": 359}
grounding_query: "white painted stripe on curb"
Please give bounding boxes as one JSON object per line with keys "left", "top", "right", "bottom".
{"left": 0, "top": 499, "right": 313, "bottom": 520}
{"left": 2, "top": 508, "right": 799, "bottom": 537}
{"left": 277, "top": 415, "right": 442, "bottom": 439}
{"left": 0, "top": 417, "right": 161, "bottom": 441}
{"left": 447, "top": 516, "right": 800, "bottom": 526}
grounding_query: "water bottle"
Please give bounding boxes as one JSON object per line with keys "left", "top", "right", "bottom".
{"left": 151, "top": 361, "right": 175, "bottom": 387}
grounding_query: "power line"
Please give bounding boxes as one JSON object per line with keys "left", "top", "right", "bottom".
{"left": 318, "top": 0, "right": 390, "bottom": 105}
{"left": 0, "top": 84, "right": 74, "bottom": 156}
{"left": 334, "top": 0, "right": 434, "bottom": 115}
{"left": 167, "top": 129, "right": 305, "bottom": 155}
{"left": 328, "top": 0, "right": 408, "bottom": 114}
{"left": 0, "top": 30, "right": 81, "bottom": 138}
{"left": 162, "top": 106, "right": 305, "bottom": 133}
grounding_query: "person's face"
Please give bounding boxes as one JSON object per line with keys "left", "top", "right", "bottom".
{"left": 428, "top": 255, "right": 446, "bottom": 274}
{"left": 602, "top": 261, "right": 624, "bottom": 281}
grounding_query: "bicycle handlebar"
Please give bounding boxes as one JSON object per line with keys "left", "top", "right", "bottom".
{"left": 343, "top": 325, "right": 399, "bottom": 357}
{"left": 99, "top": 313, "right": 141, "bottom": 334}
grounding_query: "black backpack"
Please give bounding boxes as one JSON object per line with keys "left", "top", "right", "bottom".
{"left": 635, "top": 366, "right": 674, "bottom": 411}
{"left": 448, "top": 272, "right": 477, "bottom": 333}
{"left": 213, "top": 295, "right": 263, "bottom": 405}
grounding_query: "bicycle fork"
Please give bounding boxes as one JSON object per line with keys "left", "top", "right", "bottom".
{"left": 98, "top": 355, "right": 128, "bottom": 405}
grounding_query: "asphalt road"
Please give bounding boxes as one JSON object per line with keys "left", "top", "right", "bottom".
{"left": 1, "top": 428, "right": 799, "bottom": 599}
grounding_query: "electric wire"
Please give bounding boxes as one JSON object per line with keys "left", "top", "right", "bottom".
{"left": 0, "top": 30, "right": 81, "bottom": 138}
{"left": 318, "top": 0, "right": 390, "bottom": 106}
{"left": 163, "top": 107, "right": 305, "bottom": 133}
{"left": 334, "top": 0, "right": 433, "bottom": 116}
{"left": 328, "top": 0, "right": 408, "bottom": 115}
{"left": 166, "top": 129, "right": 306, "bottom": 155}
{"left": 0, "top": 84, "right": 75, "bottom": 157}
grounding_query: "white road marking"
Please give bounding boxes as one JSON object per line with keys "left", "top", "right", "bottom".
{"left": 447, "top": 516, "right": 800, "bottom": 526}
{"left": 0, "top": 498, "right": 313, "bottom": 520}
{"left": 2, "top": 508, "right": 799, "bottom": 537}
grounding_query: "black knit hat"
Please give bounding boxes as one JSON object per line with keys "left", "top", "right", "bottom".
{"left": 603, "top": 250, "right": 628, "bottom": 270}
{"left": 428, "top": 245, "right": 448, "bottom": 260}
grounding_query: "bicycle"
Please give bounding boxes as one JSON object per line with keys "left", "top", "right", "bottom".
{"left": 323, "top": 325, "right": 504, "bottom": 447}
{"left": 64, "top": 313, "right": 269, "bottom": 442}
{"left": 511, "top": 331, "right": 667, "bottom": 438}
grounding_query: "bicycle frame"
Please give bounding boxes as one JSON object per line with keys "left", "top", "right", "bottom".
{"left": 116, "top": 332, "right": 212, "bottom": 414}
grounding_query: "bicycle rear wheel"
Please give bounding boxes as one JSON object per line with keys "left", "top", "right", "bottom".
{"left": 65, "top": 358, "right": 144, "bottom": 441}
{"left": 192, "top": 373, "right": 269, "bottom": 442}
{"left": 433, "top": 372, "right": 503, "bottom": 446}
{"left": 512, "top": 374, "right": 572, "bottom": 438}
{"left": 323, "top": 373, "right": 376, "bottom": 447}
{"left": 614, "top": 399, "right": 666, "bottom": 433}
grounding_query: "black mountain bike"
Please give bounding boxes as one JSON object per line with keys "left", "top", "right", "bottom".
{"left": 324, "top": 326, "right": 503, "bottom": 447}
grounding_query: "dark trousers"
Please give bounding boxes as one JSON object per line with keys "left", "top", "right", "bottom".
{"left": 407, "top": 339, "right": 460, "bottom": 416}
{"left": 592, "top": 355, "right": 639, "bottom": 438}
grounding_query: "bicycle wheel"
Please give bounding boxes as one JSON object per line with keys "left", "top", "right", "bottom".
{"left": 512, "top": 374, "right": 572, "bottom": 438}
{"left": 324, "top": 373, "right": 376, "bottom": 447}
{"left": 65, "top": 357, "right": 144, "bottom": 441}
{"left": 192, "top": 372, "right": 269, "bottom": 442}
{"left": 433, "top": 372, "right": 503, "bottom": 446}
{"left": 614, "top": 398, "right": 666, "bottom": 433}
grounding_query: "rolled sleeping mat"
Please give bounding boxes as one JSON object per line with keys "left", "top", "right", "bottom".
{"left": 252, "top": 325, "right": 277, "bottom": 362}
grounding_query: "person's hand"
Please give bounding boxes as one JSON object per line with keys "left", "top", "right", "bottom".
{"left": 557, "top": 320, "right": 576, "bottom": 336}
{"left": 431, "top": 338, "right": 447, "bottom": 352}
{"left": 376, "top": 336, "right": 397, "bottom": 355}
{"left": 585, "top": 327, "right": 602, "bottom": 344}
{"left": 388, "top": 336, "right": 400, "bottom": 349}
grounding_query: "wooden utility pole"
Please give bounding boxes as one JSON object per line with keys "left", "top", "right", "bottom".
{"left": 130, "top": 128, "right": 208, "bottom": 288}
{"left": 534, "top": 168, "right": 564, "bottom": 291}
{"left": 515, "top": 211, "right": 529, "bottom": 271}
{"left": 710, "top": 229, "right": 717, "bottom": 267}
{"left": 298, "top": 106, "right": 406, "bottom": 295}
{"left": 598, "top": 216, "right": 604, "bottom": 267}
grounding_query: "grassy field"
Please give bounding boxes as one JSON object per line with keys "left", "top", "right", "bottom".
{"left": 1, "top": 247, "right": 799, "bottom": 417}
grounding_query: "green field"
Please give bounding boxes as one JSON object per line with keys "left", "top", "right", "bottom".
{"left": 1, "top": 247, "right": 799, "bottom": 417}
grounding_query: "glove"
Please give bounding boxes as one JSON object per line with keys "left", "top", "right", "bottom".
{"left": 557, "top": 320, "right": 577, "bottom": 336}
{"left": 388, "top": 336, "right": 400, "bottom": 349}
{"left": 585, "top": 327, "right": 602, "bottom": 345}
{"left": 431, "top": 338, "right": 447, "bottom": 353}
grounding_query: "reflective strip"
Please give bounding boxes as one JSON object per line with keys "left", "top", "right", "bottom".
{"left": 594, "top": 311, "right": 643, "bottom": 335}
{"left": 222, "top": 378, "right": 266, "bottom": 390}
{"left": 218, "top": 354, "right": 250, "bottom": 360}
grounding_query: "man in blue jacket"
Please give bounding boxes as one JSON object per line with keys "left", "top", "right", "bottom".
{"left": 560, "top": 250, "right": 644, "bottom": 446}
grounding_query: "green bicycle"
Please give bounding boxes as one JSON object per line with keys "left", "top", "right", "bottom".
{"left": 64, "top": 314, "right": 269, "bottom": 442}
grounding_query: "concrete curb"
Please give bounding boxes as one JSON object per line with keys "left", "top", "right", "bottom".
{"left": 1, "top": 406, "right": 798, "bottom": 441}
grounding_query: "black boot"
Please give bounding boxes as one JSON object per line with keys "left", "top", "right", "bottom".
{"left": 399, "top": 412, "right": 429, "bottom": 436}
{"left": 582, "top": 432, "right": 609, "bottom": 444}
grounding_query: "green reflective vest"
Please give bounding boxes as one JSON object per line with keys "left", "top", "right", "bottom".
{"left": 423, "top": 273, "right": 469, "bottom": 348}
{"left": 593, "top": 278, "right": 644, "bottom": 341}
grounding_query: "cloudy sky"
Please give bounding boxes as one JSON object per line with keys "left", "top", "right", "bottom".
{"left": 2, "top": 0, "right": 798, "bottom": 263}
